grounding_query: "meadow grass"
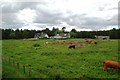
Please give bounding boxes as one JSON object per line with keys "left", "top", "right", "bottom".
{"left": 2, "top": 39, "right": 120, "bottom": 78}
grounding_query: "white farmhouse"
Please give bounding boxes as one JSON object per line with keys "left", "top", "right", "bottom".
{"left": 52, "top": 33, "right": 70, "bottom": 39}
{"left": 34, "top": 32, "right": 49, "bottom": 39}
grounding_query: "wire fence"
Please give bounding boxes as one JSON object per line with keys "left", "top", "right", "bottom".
{"left": 2, "top": 56, "right": 34, "bottom": 78}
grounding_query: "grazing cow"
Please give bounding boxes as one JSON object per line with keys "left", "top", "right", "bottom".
{"left": 45, "top": 42, "right": 49, "bottom": 45}
{"left": 85, "top": 40, "right": 92, "bottom": 44}
{"left": 68, "top": 43, "right": 75, "bottom": 49}
{"left": 103, "top": 60, "right": 120, "bottom": 71}
{"left": 84, "top": 38, "right": 88, "bottom": 40}
{"left": 85, "top": 40, "right": 89, "bottom": 42}
{"left": 91, "top": 41, "right": 97, "bottom": 44}
{"left": 88, "top": 40, "right": 92, "bottom": 44}
{"left": 94, "top": 42, "right": 97, "bottom": 44}
{"left": 103, "top": 38, "right": 107, "bottom": 40}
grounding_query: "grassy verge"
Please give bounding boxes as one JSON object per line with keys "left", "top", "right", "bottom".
{"left": 2, "top": 39, "right": 120, "bottom": 78}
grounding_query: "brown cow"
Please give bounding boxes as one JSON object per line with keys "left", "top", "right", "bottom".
{"left": 103, "top": 60, "right": 120, "bottom": 71}
{"left": 91, "top": 41, "right": 97, "bottom": 44}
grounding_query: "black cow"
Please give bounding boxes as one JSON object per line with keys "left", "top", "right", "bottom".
{"left": 94, "top": 42, "right": 97, "bottom": 44}
{"left": 68, "top": 44, "right": 75, "bottom": 49}
{"left": 103, "top": 38, "right": 107, "bottom": 40}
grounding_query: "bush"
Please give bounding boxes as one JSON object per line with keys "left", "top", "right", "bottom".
{"left": 33, "top": 43, "right": 40, "bottom": 47}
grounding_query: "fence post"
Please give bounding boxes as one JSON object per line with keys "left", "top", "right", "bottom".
{"left": 23, "top": 65, "right": 25, "bottom": 73}
{"left": 28, "top": 65, "right": 31, "bottom": 77}
{"left": 5, "top": 57, "right": 6, "bottom": 62}
{"left": 11, "top": 56, "right": 14, "bottom": 65}
{"left": 9, "top": 57, "right": 11, "bottom": 63}
{"left": 13, "top": 59, "right": 15, "bottom": 66}
{"left": 17, "top": 62, "right": 19, "bottom": 69}
{"left": 2, "top": 57, "right": 4, "bottom": 62}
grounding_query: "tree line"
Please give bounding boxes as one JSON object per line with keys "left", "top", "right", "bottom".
{"left": 0, "top": 27, "right": 120, "bottom": 39}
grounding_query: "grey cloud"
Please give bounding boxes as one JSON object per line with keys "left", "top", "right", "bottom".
{"left": 1, "top": 2, "right": 41, "bottom": 13}
{"left": 81, "top": 17, "right": 117, "bottom": 30}
{"left": 34, "top": 7, "right": 64, "bottom": 25}
{"left": 109, "top": 7, "right": 118, "bottom": 10}
{"left": 1, "top": 2, "right": 42, "bottom": 29}
{"left": 1, "top": 1, "right": 118, "bottom": 31}
{"left": 2, "top": 13, "right": 20, "bottom": 23}
{"left": 98, "top": 7, "right": 118, "bottom": 11}
{"left": 109, "top": 14, "right": 117, "bottom": 24}
{"left": 17, "top": 2, "right": 45, "bottom": 10}
{"left": 61, "top": 14, "right": 117, "bottom": 30}
{"left": 98, "top": 7, "right": 105, "bottom": 11}
{"left": 2, "top": 23, "right": 24, "bottom": 29}
{"left": 2, "top": 12, "right": 24, "bottom": 29}
{"left": 1, "top": 2, "right": 21, "bottom": 13}
{"left": 27, "top": 5, "right": 118, "bottom": 30}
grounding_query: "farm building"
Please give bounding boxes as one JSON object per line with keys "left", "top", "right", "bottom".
{"left": 95, "top": 35, "right": 110, "bottom": 39}
{"left": 34, "top": 32, "right": 49, "bottom": 39}
{"left": 50, "top": 33, "right": 70, "bottom": 39}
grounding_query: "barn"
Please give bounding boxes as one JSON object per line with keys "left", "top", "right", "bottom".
{"left": 95, "top": 35, "right": 110, "bottom": 40}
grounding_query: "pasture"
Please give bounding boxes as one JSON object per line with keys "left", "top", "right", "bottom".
{"left": 2, "top": 39, "right": 120, "bottom": 78}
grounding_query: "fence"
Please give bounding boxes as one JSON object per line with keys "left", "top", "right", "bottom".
{"left": 2, "top": 56, "right": 35, "bottom": 78}
{"left": 2, "top": 56, "right": 64, "bottom": 78}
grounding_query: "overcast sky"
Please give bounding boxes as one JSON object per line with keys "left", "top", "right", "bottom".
{"left": 0, "top": 0, "right": 119, "bottom": 31}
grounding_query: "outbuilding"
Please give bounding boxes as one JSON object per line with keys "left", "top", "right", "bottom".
{"left": 95, "top": 35, "right": 110, "bottom": 40}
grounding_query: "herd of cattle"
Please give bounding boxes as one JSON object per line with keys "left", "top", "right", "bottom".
{"left": 45, "top": 39, "right": 97, "bottom": 49}
{"left": 44, "top": 39, "right": 120, "bottom": 72}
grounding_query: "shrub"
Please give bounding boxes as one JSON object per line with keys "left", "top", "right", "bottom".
{"left": 33, "top": 43, "right": 40, "bottom": 47}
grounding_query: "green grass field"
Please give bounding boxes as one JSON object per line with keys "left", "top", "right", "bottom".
{"left": 2, "top": 39, "right": 120, "bottom": 78}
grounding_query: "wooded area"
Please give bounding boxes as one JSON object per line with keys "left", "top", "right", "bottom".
{"left": 1, "top": 27, "right": 120, "bottom": 39}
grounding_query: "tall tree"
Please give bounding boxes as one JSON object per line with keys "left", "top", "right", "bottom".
{"left": 10, "top": 32, "right": 16, "bottom": 39}
{"left": 62, "top": 27, "right": 66, "bottom": 32}
{"left": 1, "top": 28, "right": 120, "bottom": 39}
{"left": 70, "top": 29, "right": 77, "bottom": 38}
{"left": 109, "top": 28, "right": 118, "bottom": 39}
{"left": 51, "top": 27, "right": 59, "bottom": 36}
{"left": 71, "top": 29, "right": 77, "bottom": 33}
{"left": 23, "top": 29, "right": 29, "bottom": 39}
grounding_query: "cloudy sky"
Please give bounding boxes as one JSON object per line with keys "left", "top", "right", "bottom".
{"left": 0, "top": 0, "right": 119, "bottom": 31}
